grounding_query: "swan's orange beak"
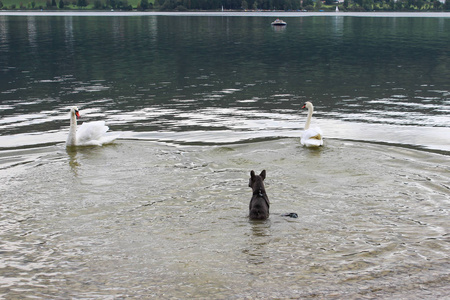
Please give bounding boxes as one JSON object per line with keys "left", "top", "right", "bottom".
{"left": 75, "top": 110, "right": 80, "bottom": 119}
{"left": 302, "top": 104, "right": 306, "bottom": 109}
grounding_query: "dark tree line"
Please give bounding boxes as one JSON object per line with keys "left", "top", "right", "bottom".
{"left": 155, "top": 0, "right": 302, "bottom": 10}
{"left": 153, "top": 0, "right": 449, "bottom": 11}
{"left": 3, "top": 0, "right": 448, "bottom": 10}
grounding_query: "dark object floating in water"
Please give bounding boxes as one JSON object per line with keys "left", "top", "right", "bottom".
{"left": 282, "top": 213, "right": 298, "bottom": 218}
{"left": 271, "top": 19, "right": 287, "bottom": 26}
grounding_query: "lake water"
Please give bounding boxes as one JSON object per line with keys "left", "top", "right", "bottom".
{"left": 0, "top": 12, "right": 449, "bottom": 299}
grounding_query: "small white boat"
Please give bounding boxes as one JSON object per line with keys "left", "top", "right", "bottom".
{"left": 271, "top": 19, "right": 287, "bottom": 26}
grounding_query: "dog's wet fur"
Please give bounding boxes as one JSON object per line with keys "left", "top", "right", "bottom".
{"left": 248, "top": 170, "right": 270, "bottom": 220}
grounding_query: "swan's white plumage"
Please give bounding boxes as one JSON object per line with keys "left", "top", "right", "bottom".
{"left": 301, "top": 101, "right": 323, "bottom": 147}
{"left": 66, "top": 106, "right": 119, "bottom": 147}
{"left": 301, "top": 127, "right": 323, "bottom": 147}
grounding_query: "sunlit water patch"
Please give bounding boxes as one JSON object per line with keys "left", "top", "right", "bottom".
{"left": 1, "top": 103, "right": 449, "bottom": 153}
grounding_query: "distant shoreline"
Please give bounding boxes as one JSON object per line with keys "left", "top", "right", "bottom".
{"left": 1, "top": 11, "right": 450, "bottom": 18}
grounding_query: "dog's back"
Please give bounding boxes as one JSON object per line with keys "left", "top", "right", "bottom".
{"left": 248, "top": 170, "right": 270, "bottom": 220}
{"left": 249, "top": 194, "right": 269, "bottom": 220}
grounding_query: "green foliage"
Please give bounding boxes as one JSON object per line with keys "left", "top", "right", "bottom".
{"left": 338, "top": 0, "right": 447, "bottom": 11}
{"left": 138, "top": 0, "right": 148, "bottom": 9}
{"left": 362, "top": 0, "right": 373, "bottom": 10}
{"left": 303, "top": 0, "right": 314, "bottom": 7}
{"left": 0, "top": 0, "right": 448, "bottom": 11}
{"left": 343, "top": 0, "right": 349, "bottom": 8}
{"left": 315, "top": 0, "right": 322, "bottom": 9}
{"left": 116, "top": 0, "right": 132, "bottom": 10}
{"left": 76, "top": 0, "right": 87, "bottom": 7}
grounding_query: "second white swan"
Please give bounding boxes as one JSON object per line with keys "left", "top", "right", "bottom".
{"left": 301, "top": 101, "right": 323, "bottom": 147}
{"left": 66, "top": 106, "right": 120, "bottom": 147}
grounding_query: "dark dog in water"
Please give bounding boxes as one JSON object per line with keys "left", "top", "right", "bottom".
{"left": 248, "top": 170, "right": 270, "bottom": 220}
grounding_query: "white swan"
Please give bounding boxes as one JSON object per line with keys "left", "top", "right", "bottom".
{"left": 301, "top": 101, "right": 323, "bottom": 147}
{"left": 66, "top": 106, "right": 120, "bottom": 147}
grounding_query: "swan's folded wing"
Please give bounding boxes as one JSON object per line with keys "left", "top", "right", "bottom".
{"left": 76, "top": 121, "right": 109, "bottom": 146}
{"left": 301, "top": 127, "right": 322, "bottom": 140}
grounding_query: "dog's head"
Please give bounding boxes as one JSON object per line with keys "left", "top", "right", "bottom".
{"left": 248, "top": 170, "right": 266, "bottom": 190}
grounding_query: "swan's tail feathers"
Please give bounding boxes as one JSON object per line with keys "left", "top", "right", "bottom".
{"left": 301, "top": 127, "right": 323, "bottom": 147}
{"left": 302, "top": 138, "right": 323, "bottom": 147}
{"left": 100, "top": 132, "right": 121, "bottom": 145}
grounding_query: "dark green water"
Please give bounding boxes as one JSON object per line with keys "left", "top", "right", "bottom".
{"left": 0, "top": 14, "right": 449, "bottom": 149}
{"left": 0, "top": 13, "right": 449, "bottom": 299}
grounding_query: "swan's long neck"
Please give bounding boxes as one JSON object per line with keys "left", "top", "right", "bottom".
{"left": 67, "top": 112, "right": 77, "bottom": 146}
{"left": 305, "top": 106, "right": 313, "bottom": 130}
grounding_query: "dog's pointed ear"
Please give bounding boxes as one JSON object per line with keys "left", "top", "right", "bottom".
{"left": 250, "top": 170, "right": 256, "bottom": 179}
{"left": 260, "top": 170, "right": 266, "bottom": 180}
